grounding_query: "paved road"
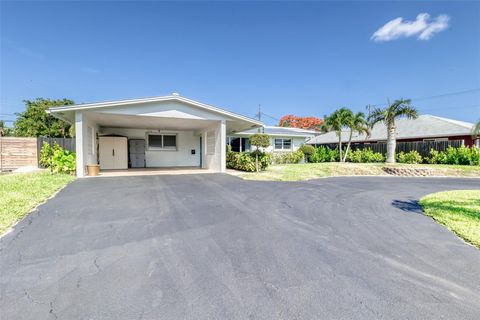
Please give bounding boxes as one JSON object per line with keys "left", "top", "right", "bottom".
{"left": 1, "top": 175, "right": 479, "bottom": 319}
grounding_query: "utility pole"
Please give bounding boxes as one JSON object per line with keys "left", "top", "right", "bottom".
{"left": 256, "top": 104, "right": 262, "bottom": 121}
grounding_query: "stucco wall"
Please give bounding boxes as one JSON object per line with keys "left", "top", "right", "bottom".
{"left": 100, "top": 127, "right": 201, "bottom": 167}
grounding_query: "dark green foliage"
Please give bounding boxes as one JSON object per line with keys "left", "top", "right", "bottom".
{"left": 39, "top": 142, "right": 76, "bottom": 174}
{"left": 226, "top": 151, "right": 271, "bottom": 172}
{"left": 249, "top": 133, "right": 270, "bottom": 149}
{"left": 13, "top": 98, "right": 74, "bottom": 137}
{"left": 299, "top": 144, "right": 315, "bottom": 156}
{"left": 272, "top": 150, "right": 304, "bottom": 164}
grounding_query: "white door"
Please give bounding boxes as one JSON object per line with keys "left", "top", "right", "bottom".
{"left": 99, "top": 137, "right": 115, "bottom": 169}
{"left": 113, "top": 137, "right": 128, "bottom": 169}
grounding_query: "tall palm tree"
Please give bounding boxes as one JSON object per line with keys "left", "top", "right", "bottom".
{"left": 368, "top": 99, "right": 418, "bottom": 163}
{"left": 473, "top": 119, "right": 480, "bottom": 137}
{"left": 321, "top": 108, "right": 352, "bottom": 162}
{"left": 343, "top": 112, "right": 370, "bottom": 162}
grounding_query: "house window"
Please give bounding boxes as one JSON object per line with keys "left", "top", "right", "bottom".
{"left": 147, "top": 133, "right": 177, "bottom": 150}
{"left": 274, "top": 138, "right": 292, "bottom": 150}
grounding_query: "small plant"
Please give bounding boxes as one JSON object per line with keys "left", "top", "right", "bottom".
{"left": 250, "top": 133, "right": 271, "bottom": 172}
{"left": 309, "top": 146, "right": 340, "bottom": 163}
{"left": 347, "top": 148, "right": 384, "bottom": 163}
{"left": 299, "top": 144, "right": 315, "bottom": 162}
{"left": 427, "top": 146, "right": 480, "bottom": 166}
{"left": 272, "top": 150, "right": 304, "bottom": 164}
{"left": 396, "top": 150, "right": 423, "bottom": 164}
{"left": 226, "top": 150, "right": 270, "bottom": 172}
{"left": 39, "top": 142, "right": 76, "bottom": 174}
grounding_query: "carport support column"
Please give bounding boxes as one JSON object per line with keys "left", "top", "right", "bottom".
{"left": 75, "top": 111, "right": 85, "bottom": 177}
{"left": 220, "top": 120, "right": 226, "bottom": 172}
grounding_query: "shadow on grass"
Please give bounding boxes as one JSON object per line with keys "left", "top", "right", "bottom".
{"left": 391, "top": 199, "right": 423, "bottom": 214}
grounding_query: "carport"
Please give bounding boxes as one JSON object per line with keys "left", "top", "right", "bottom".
{"left": 48, "top": 94, "right": 262, "bottom": 177}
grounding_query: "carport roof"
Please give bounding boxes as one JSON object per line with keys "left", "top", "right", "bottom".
{"left": 48, "top": 94, "right": 263, "bottom": 127}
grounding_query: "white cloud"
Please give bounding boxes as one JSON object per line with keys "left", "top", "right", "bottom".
{"left": 371, "top": 13, "right": 450, "bottom": 42}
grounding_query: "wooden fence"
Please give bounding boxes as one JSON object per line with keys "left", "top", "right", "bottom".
{"left": 0, "top": 137, "right": 38, "bottom": 171}
{"left": 313, "top": 139, "right": 464, "bottom": 157}
{"left": 37, "top": 137, "right": 76, "bottom": 167}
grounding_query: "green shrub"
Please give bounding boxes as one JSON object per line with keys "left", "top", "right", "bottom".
{"left": 397, "top": 150, "right": 423, "bottom": 164}
{"left": 226, "top": 151, "right": 270, "bottom": 172}
{"left": 299, "top": 144, "right": 315, "bottom": 162}
{"left": 428, "top": 146, "right": 480, "bottom": 166}
{"left": 39, "top": 142, "right": 76, "bottom": 174}
{"left": 309, "top": 146, "right": 340, "bottom": 163}
{"left": 272, "top": 150, "right": 304, "bottom": 164}
{"left": 346, "top": 148, "right": 385, "bottom": 163}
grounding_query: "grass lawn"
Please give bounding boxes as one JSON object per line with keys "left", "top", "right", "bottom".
{"left": 233, "top": 162, "right": 480, "bottom": 181}
{"left": 420, "top": 190, "right": 480, "bottom": 248}
{"left": 0, "top": 171, "right": 75, "bottom": 235}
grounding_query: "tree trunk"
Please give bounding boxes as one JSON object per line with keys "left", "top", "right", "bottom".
{"left": 386, "top": 122, "right": 396, "bottom": 163}
{"left": 343, "top": 129, "right": 353, "bottom": 162}
{"left": 255, "top": 153, "right": 259, "bottom": 172}
{"left": 338, "top": 134, "right": 343, "bottom": 162}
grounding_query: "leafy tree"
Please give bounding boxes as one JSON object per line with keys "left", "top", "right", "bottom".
{"left": 342, "top": 112, "right": 369, "bottom": 162}
{"left": 279, "top": 115, "right": 323, "bottom": 131}
{"left": 13, "top": 98, "right": 74, "bottom": 137}
{"left": 368, "top": 99, "right": 418, "bottom": 163}
{"left": 0, "top": 120, "right": 13, "bottom": 136}
{"left": 250, "top": 133, "right": 270, "bottom": 172}
{"left": 320, "top": 108, "right": 352, "bottom": 162}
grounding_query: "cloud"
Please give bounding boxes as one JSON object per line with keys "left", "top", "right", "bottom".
{"left": 371, "top": 13, "right": 450, "bottom": 42}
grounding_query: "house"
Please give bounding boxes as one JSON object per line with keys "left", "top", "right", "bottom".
{"left": 307, "top": 115, "right": 478, "bottom": 147}
{"left": 49, "top": 94, "right": 263, "bottom": 177}
{"left": 228, "top": 126, "right": 318, "bottom": 153}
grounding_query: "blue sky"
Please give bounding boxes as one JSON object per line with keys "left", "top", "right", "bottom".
{"left": 1, "top": 1, "right": 479, "bottom": 126}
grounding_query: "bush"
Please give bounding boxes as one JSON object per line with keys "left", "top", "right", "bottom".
{"left": 397, "top": 150, "right": 423, "bottom": 164}
{"left": 427, "top": 146, "right": 480, "bottom": 166}
{"left": 39, "top": 142, "right": 76, "bottom": 174}
{"left": 309, "top": 146, "right": 340, "bottom": 163}
{"left": 347, "top": 148, "right": 385, "bottom": 163}
{"left": 226, "top": 151, "right": 270, "bottom": 172}
{"left": 272, "top": 150, "right": 304, "bottom": 164}
{"left": 299, "top": 144, "right": 315, "bottom": 162}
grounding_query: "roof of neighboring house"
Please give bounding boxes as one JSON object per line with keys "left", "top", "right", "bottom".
{"left": 48, "top": 94, "right": 263, "bottom": 127}
{"left": 307, "top": 115, "right": 474, "bottom": 145}
{"left": 234, "top": 126, "right": 319, "bottom": 137}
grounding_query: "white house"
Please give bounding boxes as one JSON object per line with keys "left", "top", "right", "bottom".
{"left": 49, "top": 94, "right": 263, "bottom": 177}
{"left": 228, "top": 126, "right": 318, "bottom": 152}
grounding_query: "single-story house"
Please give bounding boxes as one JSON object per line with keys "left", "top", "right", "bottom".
{"left": 228, "top": 126, "right": 318, "bottom": 153}
{"left": 307, "top": 115, "right": 478, "bottom": 147}
{"left": 49, "top": 94, "right": 263, "bottom": 177}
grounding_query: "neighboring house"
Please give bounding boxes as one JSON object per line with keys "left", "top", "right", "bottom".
{"left": 307, "top": 115, "right": 478, "bottom": 147}
{"left": 49, "top": 94, "right": 263, "bottom": 177}
{"left": 228, "top": 126, "right": 318, "bottom": 153}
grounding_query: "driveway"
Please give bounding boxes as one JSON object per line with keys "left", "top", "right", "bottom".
{"left": 1, "top": 175, "right": 479, "bottom": 319}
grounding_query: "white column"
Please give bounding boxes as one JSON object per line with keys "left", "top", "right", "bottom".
{"left": 219, "top": 120, "right": 226, "bottom": 172}
{"left": 75, "top": 111, "right": 85, "bottom": 177}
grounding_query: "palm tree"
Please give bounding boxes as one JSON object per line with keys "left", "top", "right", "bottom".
{"left": 342, "top": 112, "right": 370, "bottom": 162}
{"left": 473, "top": 119, "right": 480, "bottom": 137}
{"left": 368, "top": 99, "right": 418, "bottom": 163}
{"left": 321, "top": 108, "right": 352, "bottom": 162}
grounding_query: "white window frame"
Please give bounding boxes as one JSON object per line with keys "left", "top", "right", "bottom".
{"left": 146, "top": 132, "right": 178, "bottom": 151}
{"left": 274, "top": 138, "right": 292, "bottom": 150}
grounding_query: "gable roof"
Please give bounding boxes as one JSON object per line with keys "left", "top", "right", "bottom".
{"left": 307, "top": 115, "right": 474, "bottom": 145}
{"left": 235, "top": 126, "right": 319, "bottom": 137}
{"left": 48, "top": 95, "right": 263, "bottom": 126}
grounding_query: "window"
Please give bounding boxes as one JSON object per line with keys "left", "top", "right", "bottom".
{"left": 147, "top": 133, "right": 177, "bottom": 150}
{"left": 274, "top": 138, "right": 292, "bottom": 150}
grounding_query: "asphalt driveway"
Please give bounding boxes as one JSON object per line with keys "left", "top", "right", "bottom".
{"left": 1, "top": 174, "right": 479, "bottom": 319}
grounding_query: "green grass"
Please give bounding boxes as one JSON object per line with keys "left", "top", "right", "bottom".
{"left": 420, "top": 190, "right": 480, "bottom": 248}
{"left": 0, "top": 172, "right": 75, "bottom": 235}
{"left": 234, "top": 162, "right": 480, "bottom": 181}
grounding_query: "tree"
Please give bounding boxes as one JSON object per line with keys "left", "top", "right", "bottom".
{"left": 473, "top": 119, "right": 480, "bottom": 138}
{"left": 368, "top": 99, "right": 418, "bottom": 163}
{"left": 342, "top": 112, "right": 369, "bottom": 162}
{"left": 279, "top": 115, "right": 323, "bottom": 131}
{"left": 250, "top": 133, "right": 270, "bottom": 172}
{"left": 320, "top": 108, "right": 352, "bottom": 162}
{"left": 0, "top": 120, "right": 13, "bottom": 137}
{"left": 13, "top": 98, "right": 74, "bottom": 137}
